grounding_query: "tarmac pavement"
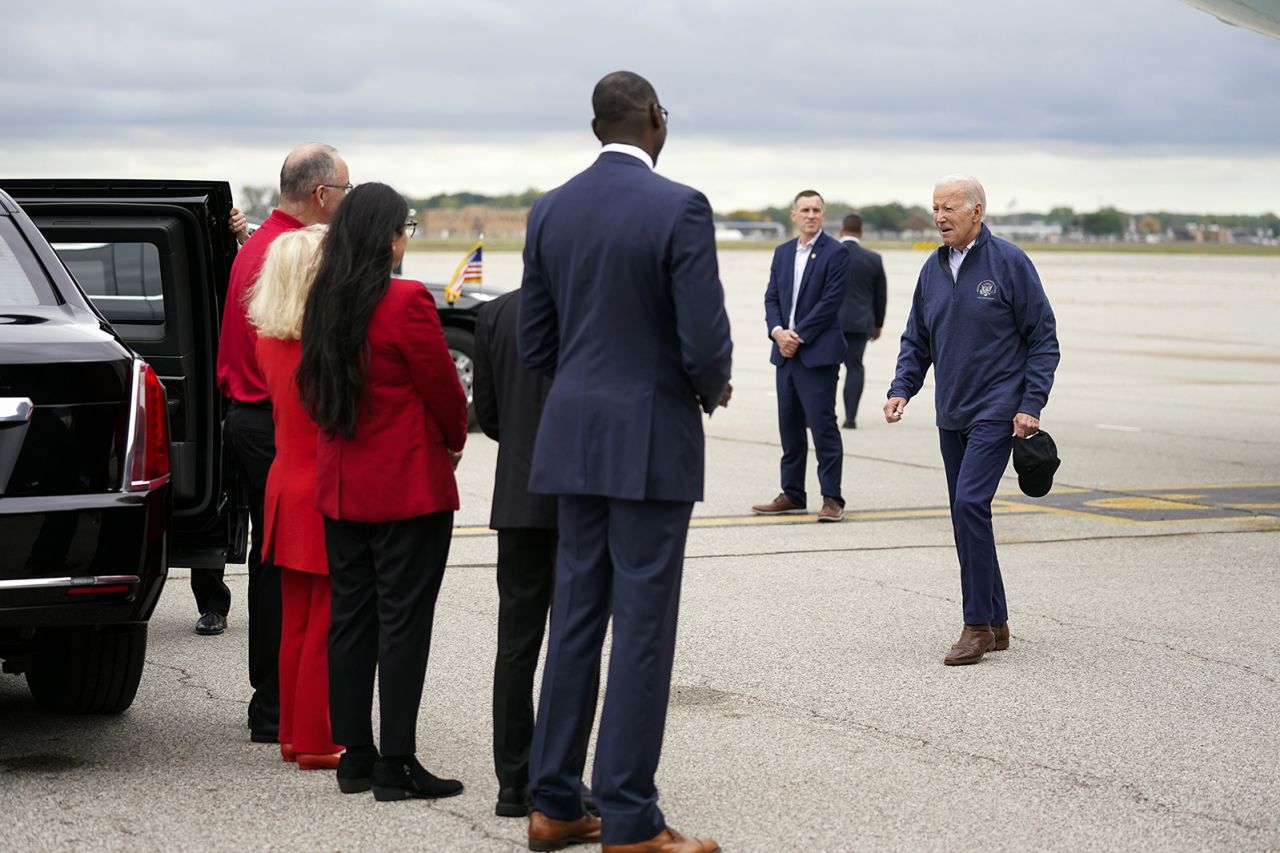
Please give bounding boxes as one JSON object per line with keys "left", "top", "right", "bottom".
{"left": 1, "top": 248, "right": 1277, "bottom": 851}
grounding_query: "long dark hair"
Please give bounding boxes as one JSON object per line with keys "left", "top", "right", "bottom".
{"left": 296, "top": 182, "right": 408, "bottom": 440}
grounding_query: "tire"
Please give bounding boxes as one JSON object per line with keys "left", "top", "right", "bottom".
{"left": 443, "top": 325, "right": 478, "bottom": 431}
{"left": 26, "top": 624, "right": 147, "bottom": 714}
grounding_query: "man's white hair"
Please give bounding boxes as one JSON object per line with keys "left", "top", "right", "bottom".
{"left": 936, "top": 174, "right": 987, "bottom": 213}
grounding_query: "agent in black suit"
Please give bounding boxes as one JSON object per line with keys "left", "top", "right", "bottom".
{"left": 752, "top": 190, "right": 850, "bottom": 522}
{"left": 837, "top": 213, "right": 888, "bottom": 429}
{"left": 519, "top": 71, "right": 732, "bottom": 853}
{"left": 473, "top": 289, "right": 599, "bottom": 820}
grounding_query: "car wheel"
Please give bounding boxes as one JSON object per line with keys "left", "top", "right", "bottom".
{"left": 443, "top": 326, "right": 478, "bottom": 431}
{"left": 26, "top": 624, "right": 147, "bottom": 714}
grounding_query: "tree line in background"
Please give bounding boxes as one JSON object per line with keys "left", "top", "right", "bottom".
{"left": 238, "top": 186, "right": 1279, "bottom": 238}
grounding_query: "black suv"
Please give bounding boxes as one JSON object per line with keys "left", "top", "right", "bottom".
{"left": 0, "top": 180, "right": 249, "bottom": 713}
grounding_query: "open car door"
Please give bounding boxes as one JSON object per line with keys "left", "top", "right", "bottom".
{"left": 0, "top": 179, "right": 249, "bottom": 570}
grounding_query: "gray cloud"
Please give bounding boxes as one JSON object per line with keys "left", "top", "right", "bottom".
{"left": 2, "top": 0, "right": 1277, "bottom": 151}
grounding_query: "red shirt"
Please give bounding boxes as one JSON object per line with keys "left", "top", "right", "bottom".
{"left": 216, "top": 209, "right": 305, "bottom": 402}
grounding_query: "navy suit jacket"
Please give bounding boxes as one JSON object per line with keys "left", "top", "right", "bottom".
{"left": 518, "top": 151, "right": 733, "bottom": 503}
{"left": 838, "top": 238, "right": 888, "bottom": 335}
{"left": 764, "top": 230, "right": 849, "bottom": 367}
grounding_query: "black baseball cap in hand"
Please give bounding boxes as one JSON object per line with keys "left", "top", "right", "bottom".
{"left": 1013, "top": 430, "right": 1060, "bottom": 498}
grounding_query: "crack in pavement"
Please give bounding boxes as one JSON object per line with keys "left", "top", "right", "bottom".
{"left": 145, "top": 660, "right": 248, "bottom": 708}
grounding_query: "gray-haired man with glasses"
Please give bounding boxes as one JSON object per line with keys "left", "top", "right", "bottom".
{"left": 208, "top": 142, "right": 351, "bottom": 747}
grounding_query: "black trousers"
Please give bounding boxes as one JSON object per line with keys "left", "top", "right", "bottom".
{"left": 841, "top": 332, "right": 869, "bottom": 424}
{"left": 493, "top": 527, "right": 557, "bottom": 789}
{"left": 325, "top": 511, "right": 452, "bottom": 756}
{"left": 216, "top": 402, "right": 280, "bottom": 734}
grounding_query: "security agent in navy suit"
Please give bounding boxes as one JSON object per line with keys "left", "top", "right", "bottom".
{"left": 472, "top": 288, "right": 600, "bottom": 819}
{"left": 519, "top": 71, "right": 732, "bottom": 853}
{"left": 837, "top": 213, "right": 888, "bottom": 429}
{"left": 751, "top": 190, "right": 850, "bottom": 522}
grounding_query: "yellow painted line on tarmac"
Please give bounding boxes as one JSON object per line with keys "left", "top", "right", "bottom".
{"left": 1084, "top": 496, "right": 1216, "bottom": 511}
{"left": 690, "top": 507, "right": 961, "bottom": 527}
{"left": 450, "top": 484, "right": 1280, "bottom": 538}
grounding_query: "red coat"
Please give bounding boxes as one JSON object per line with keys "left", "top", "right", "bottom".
{"left": 315, "top": 278, "right": 468, "bottom": 523}
{"left": 257, "top": 337, "right": 327, "bottom": 574}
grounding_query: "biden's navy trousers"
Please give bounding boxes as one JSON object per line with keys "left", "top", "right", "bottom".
{"left": 939, "top": 420, "right": 1013, "bottom": 626}
{"left": 529, "top": 494, "right": 694, "bottom": 846}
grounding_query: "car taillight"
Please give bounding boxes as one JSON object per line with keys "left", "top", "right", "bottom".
{"left": 125, "top": 360, "right": 171, "bottom": 492}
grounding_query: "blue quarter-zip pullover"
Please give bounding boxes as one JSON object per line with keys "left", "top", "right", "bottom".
{"left": 890, "top": 224, "right": 1059, "bottom": 430}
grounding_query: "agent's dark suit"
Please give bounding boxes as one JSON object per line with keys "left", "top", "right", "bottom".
{"left": 519, "top": 149, "right": 732, "bottom": 846}
{"left": 764, "top": 230, "right": 849, "bottom": 505}
{"left": 838, "top": 237, "right": 887, "bottom": 425}
{"left": 475, "top": 289, "right": 597, "bottom": 796}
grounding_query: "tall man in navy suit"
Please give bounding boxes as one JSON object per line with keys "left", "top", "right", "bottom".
{"left": 837, "top": 213, "right": 888, "bottom": 429}
{"left": 519, "top": 71, "right": 732, "bottom": 853}
{"left": 752, "top": 191, "right": 850, "bottom": 522}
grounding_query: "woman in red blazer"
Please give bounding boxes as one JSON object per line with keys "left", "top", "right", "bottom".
{"left": 246, "top": 225, "right": 341, "bottom": 769}
{"left": 296, "top": 183, "right": 469, "bottom": 802}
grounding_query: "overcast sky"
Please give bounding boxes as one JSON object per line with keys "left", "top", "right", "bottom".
{"left": 2, "top": 0, "right": 1277, "bottom": 214}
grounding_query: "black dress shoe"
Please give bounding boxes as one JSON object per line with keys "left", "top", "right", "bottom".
{"left": 195, "top": 612, "right": 226, "bottom": 635}
{"left": 495, "top": 785, "right": 531, "bottom": 817}
{"left": 370, "top": 755, "right": 463, "bottom": 801}
{"left": 249, "top": 728, "right": 279, "bottom": 744}
{"left": 337, "top": 745, "right": 379, "bottom": 794}
{"left": 842, "top": 418, "right": 857, "bottom": 429}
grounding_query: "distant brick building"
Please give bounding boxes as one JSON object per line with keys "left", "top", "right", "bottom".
{"left": 421, "top": 206, "right": 529, "bottom": 240}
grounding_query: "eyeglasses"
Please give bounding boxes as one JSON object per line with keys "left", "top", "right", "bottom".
{"left": 318, "top": 182, "right": 354, "bottom": 193}
{"left": 403, "top": 219, "right": 418, "bottom": 238}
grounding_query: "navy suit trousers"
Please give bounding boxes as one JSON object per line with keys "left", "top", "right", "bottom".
{"left": 939, "top": 421, "right": 1013, "bottom": 625}
{"left": 529, "top": 495, "right": 694, "bottom": 846}
{"left": 776, "top": 359, "right": 843, "bottom": 505}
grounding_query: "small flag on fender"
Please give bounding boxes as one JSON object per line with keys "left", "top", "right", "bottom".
{"left": 445, "top": 240, "right": 483, "bottom": 304}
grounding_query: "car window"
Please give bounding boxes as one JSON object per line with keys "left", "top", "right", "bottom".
{"left": 0, "top": 219, "right": 55, "bottom": 306}
{"left": 51, "top": 241, "right": 166, "bottom": 324}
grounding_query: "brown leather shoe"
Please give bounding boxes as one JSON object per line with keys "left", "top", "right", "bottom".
{"left": 751, "top": 493, "right": 805, "bottom": 515}
{"left": 817, "top": 496, "right": 845, "bottom": 522}
{"left": 603, "top": 827, "right": 720, "bottom": 853}
{"left": 992, "top": 622, "right": 1011, "bottom": 651}
{"left": 943, "top": 623, "right": 996, "bottom": 666}
{"left": 528, "top": 810, "right": 602, "bottom": 851}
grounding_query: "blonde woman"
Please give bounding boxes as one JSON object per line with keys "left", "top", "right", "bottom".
{"left": 246, "top": 225, "right": 342, "bottom": 768}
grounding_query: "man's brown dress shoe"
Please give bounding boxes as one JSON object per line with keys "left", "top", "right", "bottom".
{"left": 528, "top": 810, "right": 602, "bottom": 851}
{"left": 817, "top": 496, "right": 845, "bottom": 522}
{"left": 943, "top": 623, "right": 996, "bottom": 666}
{"left": 992, "top": 622, "right": 1011, "bottom": 651}
{"left": 603, "top": 827, "right": 720, "bottom": 853}
{"left": 751, "top": 493, "right": 805, "bottom": 515}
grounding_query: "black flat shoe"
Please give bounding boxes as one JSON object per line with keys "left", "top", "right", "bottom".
{"left": 337, "top": 745, "right": 379, "bottom": 794}
{"left": 195, "top": 612, "right": 226, "bottom": 635}
{"left": 371, "top": 755, "right": 463, "bottom": 801}
{"left": 495, "top": 785, "right": 531, "bottom": 817}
